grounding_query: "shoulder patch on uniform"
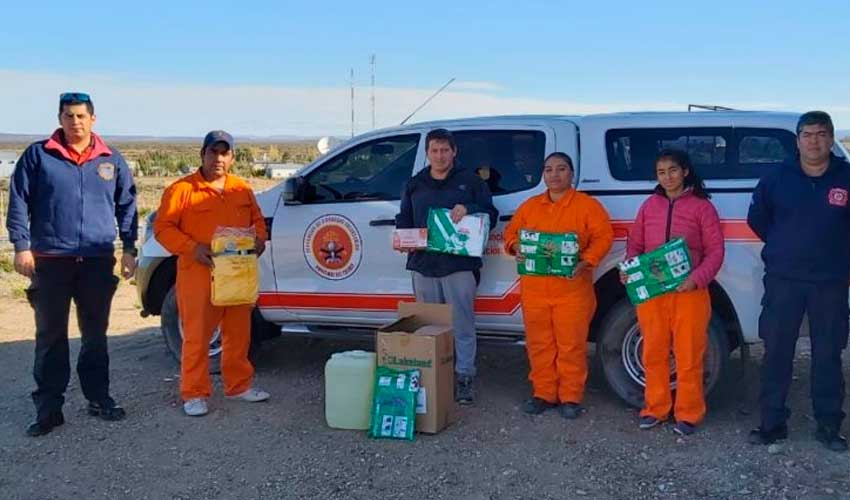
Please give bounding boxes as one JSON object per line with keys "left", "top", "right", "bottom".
{"left": 828, "top": 187, "right": 848, "bottom": 207}
{"left": 97, "top": 162, "right": 115, "bottom": 181}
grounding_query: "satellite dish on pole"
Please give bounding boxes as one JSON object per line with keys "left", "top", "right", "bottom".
{"left": 317, "top": 136, "right": 341, "bottom": 155}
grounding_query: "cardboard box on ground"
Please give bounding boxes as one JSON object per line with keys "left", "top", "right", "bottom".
{"left": 376, "top": 302, "right": 456, "bottom": 434}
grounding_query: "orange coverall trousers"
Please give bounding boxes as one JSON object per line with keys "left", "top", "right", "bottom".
{"left": 636, "top": 288, "right": 711, "bottom": 424}
{"left": 521, "top": 281, "right": 597, "bottom": 403}
{"left": 153, "top": 171, "right": 267, "bottom": 400}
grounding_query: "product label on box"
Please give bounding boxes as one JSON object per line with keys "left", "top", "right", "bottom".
{"left": 382, "top": 354, "right": 433, "bottom": 369}
{"left": 381, "top": 415, "right": 393, "bottom": 436}
{"left": 392, "top": 416, "right": 409, "bottom": 438}
{"left": 416, "top": 387, "right": 427, "bottom": 415}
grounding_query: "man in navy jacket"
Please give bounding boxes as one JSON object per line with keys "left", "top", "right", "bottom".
{"left": 6, "top": 92, "right": 138, "bottom": 436}
{"left": 396, "top": 128, "right": 498, "bottom": 404}
{"left": 747, "top": 111, "right": 850, "bottom": 451}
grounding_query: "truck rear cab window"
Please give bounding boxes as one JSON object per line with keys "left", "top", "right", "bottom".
{"left": 452, "top": 130, "right": 545, "bottom": 194}
{"left": 606, "top": 127, "right": 796, "bottom": 180}
{"left": 736, "top": 128, "right": 796, "bottom": 178}
{"left": 302, "top": 134, "right": 420, "bottom": 204}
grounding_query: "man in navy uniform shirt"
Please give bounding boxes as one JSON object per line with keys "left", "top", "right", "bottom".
{"left": 6, "top": 92, "right": 138, "bottom": 436}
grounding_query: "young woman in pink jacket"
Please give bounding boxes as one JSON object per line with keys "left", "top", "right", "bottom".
{"left": 621, "top": 149, "right": 725, "bottom": 436}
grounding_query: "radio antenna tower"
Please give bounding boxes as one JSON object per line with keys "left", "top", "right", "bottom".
{"left": 350, "top": 68, "right": 355, "bottom": 138}
{"left": 370, "top": 54, "right": 376, "bottom": 129}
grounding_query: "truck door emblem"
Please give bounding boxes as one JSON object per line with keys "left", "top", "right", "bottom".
{"left": 303, "top": 214, "right": 363, "bottom": 280}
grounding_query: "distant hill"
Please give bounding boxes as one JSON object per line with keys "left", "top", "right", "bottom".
{"left": 0, "top": 133, "right": 321, "bottom": 144}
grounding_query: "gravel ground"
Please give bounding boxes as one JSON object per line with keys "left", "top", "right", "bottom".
{"left": 1, "top": 301, "right": 849, "bottom": 499}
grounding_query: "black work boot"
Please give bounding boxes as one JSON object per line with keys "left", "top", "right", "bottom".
{"left": 747, "top": 424, "right": 788, "bottom": 445}
{"left": 26, "top": 410, "right": 65, "bottom": 437}
{"left": 639, "top": 415, "right": 664, "bottom": 430}
{"left": 521, "top": 397, "right": 557, "bottom": 415}
{"left": 815, "top": 425, "right": 848, "bottom": 452}
{"left": 455, "top": 376, "right": 475, "bottom": 405}
{"left": 559, "top": 402, "right": 585, "bottom": 420}
{"left": 87, "top": 398, "right": 126, "bottom": 421}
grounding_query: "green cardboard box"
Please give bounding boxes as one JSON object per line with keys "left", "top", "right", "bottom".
{"left": 619, "top": 238, "right": 692, "bottom": 305}
{"left": 426, "top": 208, "right": 490, "bottom": 257}
{"left": 516, "top": 229, "right": 579, "bottom": 277}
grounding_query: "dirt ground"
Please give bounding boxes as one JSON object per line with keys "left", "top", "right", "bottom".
{"left": 1, "top": 284, "right": 849, "bottom": 500}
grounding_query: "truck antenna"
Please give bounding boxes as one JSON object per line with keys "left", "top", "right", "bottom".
{"left": 400, "top": 78, "right": 456, "bottom": 125}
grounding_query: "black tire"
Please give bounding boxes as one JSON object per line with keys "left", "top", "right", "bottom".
{"left": 595, "top": 297, "right": 730, "bottom": 408}
{"left": 251, "top": 307, "right": 280, "bottom": 343}
{"left": 248, "top": 308, "right": 278, "bottom": 363}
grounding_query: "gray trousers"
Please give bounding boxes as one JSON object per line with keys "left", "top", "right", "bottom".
{"left": 412, "top": 271, "right": 478, "bottom": 377}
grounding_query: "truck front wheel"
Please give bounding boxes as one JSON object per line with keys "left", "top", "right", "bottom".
{"left": 595, "top": 297, "right": 730, "bottom": 409}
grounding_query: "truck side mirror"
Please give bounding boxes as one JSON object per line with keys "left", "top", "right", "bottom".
{"left": 283, "top": 176, "right": 304, "bottom": 205}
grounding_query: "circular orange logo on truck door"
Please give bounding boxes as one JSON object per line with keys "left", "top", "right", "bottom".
{"left": 303, "top": 214, "right": 363, "bottom": 280}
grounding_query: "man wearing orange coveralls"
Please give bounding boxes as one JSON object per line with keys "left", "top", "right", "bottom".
{"left": 505, "top": 152, "right": 614, "bottom": 419}
{"left": 154, "top": 130, "right": 270, "bottom": 417}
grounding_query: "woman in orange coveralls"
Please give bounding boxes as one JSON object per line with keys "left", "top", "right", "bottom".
{"left": 621, "top": 149, "right": 724, "bottom": 436}
{"left": 154, "top": 130, "right": 269, "bottom": 417}
{"left": 505, "top": 152, "right": 614, "bottom": 419}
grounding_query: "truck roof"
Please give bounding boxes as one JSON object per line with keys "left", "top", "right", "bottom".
{"left": 361, "top": 110, "right": 802, "bottom": 136}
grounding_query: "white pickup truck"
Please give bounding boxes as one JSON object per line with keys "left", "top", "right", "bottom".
{"left": 136, "top": 110, "right": 850, "bottom": 407}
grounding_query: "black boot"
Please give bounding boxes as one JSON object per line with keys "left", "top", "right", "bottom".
{"left": 87, "top": 398, "right": 126, "bottom": 421}
{"left": 521, "top": 397, "right": 557, "bottom": 415}
{"left": 815, "top": 425, "right": 848, "bottom": 452}
{"left": 26, "top": 410, "right": 64, "bottom": 437}
{"left": 747, "top": 424, "right": 788, "bottom": 445}
{"left": 455, "top": 376, "right": 475, "bottom": 405}
{"left": 559, "top": 402, "right": 585, "bottom": 420}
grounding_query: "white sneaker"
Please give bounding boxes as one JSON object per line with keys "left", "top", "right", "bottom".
{"left": 183, "top": 398, "right": 209, "bottom": 417}
{"left": 226, "top": 387, "right": 270, "bottom": 402}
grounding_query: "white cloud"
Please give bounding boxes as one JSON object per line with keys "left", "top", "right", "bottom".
{"left": 450, "top": 80, "right": 505, "bottom": 92}
{"left": 0, "top": 69, "right": 847, "bottom": 137}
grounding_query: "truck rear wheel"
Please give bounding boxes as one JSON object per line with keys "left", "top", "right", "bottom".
{"left": 595, "top": 297, "right": 730, "bottom": 409}
{"left": 161, "top": 286, "right": 272, "bottom": 374}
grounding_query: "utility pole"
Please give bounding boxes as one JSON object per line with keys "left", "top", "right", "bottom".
{"left": 370, "top": 54, "right": 376, "bottom": 130}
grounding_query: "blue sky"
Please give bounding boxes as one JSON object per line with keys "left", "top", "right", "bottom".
{"left": 2, "top": 1, "right": 849, "bottom": 137}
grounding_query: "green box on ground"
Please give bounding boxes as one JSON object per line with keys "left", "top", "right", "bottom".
{"left": 367, "top": 366, "right": 419, "bottom": 441}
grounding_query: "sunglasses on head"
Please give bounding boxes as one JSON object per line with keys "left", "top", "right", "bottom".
{"left": 59, "top": 92, "right": 91, "bottom": 103}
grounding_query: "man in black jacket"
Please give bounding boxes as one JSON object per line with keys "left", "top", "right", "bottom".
{"left": 396, "top": 128, "right": 499, "bottom": 404}
{"left": 747, "top": 111, "right": 850, "bottom": 451}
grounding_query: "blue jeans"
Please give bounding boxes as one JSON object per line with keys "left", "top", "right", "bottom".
{"left": 412, "top": 271, "right": 478, "bottom": 377}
